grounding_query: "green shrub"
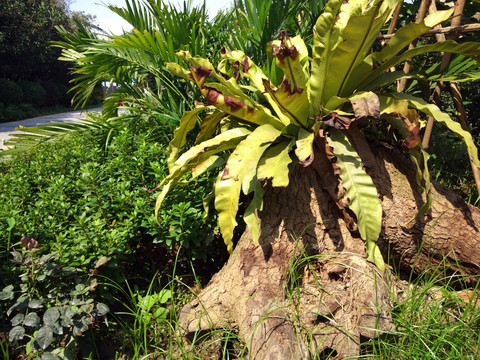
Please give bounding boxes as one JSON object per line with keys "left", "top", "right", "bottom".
{"left": 0, "top": 78, "right": 23, "bottom": 105}
{"left": 40, "top": 81, "right": 64, "bottom": 106}
{"left": 0, "top": 239, "right": 109, "bottom": 357}
{"left": 0, "top": 103, "right": 38, "bottom": 122}
{"left": 1, "top": 104, "right": 25, "bottom": 122}
{"left": 0, "top": 126, "right": 219, "bottom": 288}
{"left": 17, "top": 80, "right": 47, "bottom": 107}
{"left": 18, "top": 103, "right": 38, "bottom": 118}
{"left": 88, "top": 84, "right": 104, "bottom": 105}
{"left": 57, "top": 83, "right": 72, "bottom": 107}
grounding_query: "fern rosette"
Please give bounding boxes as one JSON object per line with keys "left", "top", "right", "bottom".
{"left": 157, "top": 0, "right": 480, "bottom": 271}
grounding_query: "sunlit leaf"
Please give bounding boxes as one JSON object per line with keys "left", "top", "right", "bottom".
{"left": 243, "top": 179, "right": 264, "bottom": 245}
{"left": 9, "top": 326, "right": 25, "bottom": 342}
{"left": 322, "top": 0, "right": 396, "bottom": 101}
{"left": 37, "top": 325, "right": 54, "bottom": 349}
{"left": 310, "top": 0, "right": 344, "bottom": 115}
{"left": 191, "top": 155, "right": 225, "bottom": 179}
{"left": 168, "top": 104, "right": 213, "bottom": 170}
{"left": 391, "top": 92, "right": 480, "bottom": 169}
{"left": 155, "top": 128, "right": 251, "bottom": 220}
{"left": 295, "top": 128, "right": 315, "bottom": 164}
{"left": 215, "top": 124, "right": 281, "bottom": 252}
{"left": 258, "top": 139, "right": 294, "bottom": 187}
{"left": 328, "top": 129, "right": 384, "bottom": 271}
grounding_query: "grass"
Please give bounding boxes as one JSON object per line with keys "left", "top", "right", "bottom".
{"left": 110, "top": 241, "right": 477, "bottom": 360}
{"left": 101, "top": 252, "right": 247, "bottom": 359}
{"left": 282, "top": 236, "right": 480, "bottom": 360}
{"left": 362, "top": 277, "right": 480, "bottom": 359}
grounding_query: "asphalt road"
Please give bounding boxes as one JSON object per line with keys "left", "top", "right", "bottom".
{"left": 0, "top": 107, "right": 102, "bottom": 150}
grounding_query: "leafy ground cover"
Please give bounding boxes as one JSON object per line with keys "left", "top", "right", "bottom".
{"left": 0, "top": 122, "right": 227, "bottom": 358}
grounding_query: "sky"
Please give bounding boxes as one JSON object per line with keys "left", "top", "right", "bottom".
{"left": 69, "top": 0, "right": 234, "bottom": 35}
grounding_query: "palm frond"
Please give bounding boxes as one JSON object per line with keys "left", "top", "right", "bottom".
{"left": 1, "top": 112, "right": 117, "bottom": 156}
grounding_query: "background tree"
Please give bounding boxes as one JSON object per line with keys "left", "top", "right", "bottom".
{"left": 0, "top": 0, "right": 97, "bottom": 83}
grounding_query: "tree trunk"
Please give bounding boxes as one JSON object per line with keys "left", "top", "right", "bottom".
{"left": 177, "top": 144, "right": 480, "bottom": 359}
{"left": 371, "top": 145, "right": 480, "bottom": 282}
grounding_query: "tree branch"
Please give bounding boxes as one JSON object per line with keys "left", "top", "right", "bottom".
{"left": 378, "top": 23, "right": 480, "bottom": 40}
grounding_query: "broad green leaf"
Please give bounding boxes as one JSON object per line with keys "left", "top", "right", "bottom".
{"left": 356, "top": 41, "right": 480, "bottom": 91}
{"left": 365, "top": 241, "right": 385, "bottom": 273}
{"left": 219, "top": 49, "right": 269, "bottom": 94}
{"left": 228, "top": 124, "right": 282, "bottom": 193}
{"left": 6, "top": 217, "right": 15, "bottom": 231}
{"left": 258, "top": 140, "right": 295, "bottom": 187}
{"left": 11, "top": 313, "right": 24, "bottom": 327}
{"left": 361, "top": 71, "right": 415, "bottom": 92}
{"left": 243, "top": 179, "right": 264, "bottom": 245}
{"left": 0, "top": 285, "right": 14, "bottom": 301}
{"left": 191, "top": 156, "right": 225, "bottom": 179}
{"left": 196, "top": 110, "right": 227, "bottom": 144}
{"left": 170, "top": 127, "right": 251, "bottom": 175}
{"left": 197, "top": 81, "right": 283, "bottom": 129}
{"left": 28, "top": 299, "right": 43, "bottom": 309}
{"left": 155, "top": 128, "right": 251, "bottom": 219}
{"left": 214, "top": 172, "right": 239, "bottom": 253}
{"left": 168, "top": 104, "right": 213, "bottom": 171}
{"left": 328, "top": 129, "right": 384, "bottom": 271}
{"left": 378, "top": 95, "right": 409, "bottom": 116}
{"left": 218, "top": 50, "right": 292, "bottom": 126}
{"left": 43, "top": 307, "right": 60, "bottom": 326}
{"left": 96, "top": 303, "right": 110, "bottom": 316}
{"left": 153, "top": 307, "right": 169, "bottom": 321}
{"left": 138, "top": 295, "right": 157, "bottom": 310}
{"left": 37, "top": 325, "right": 54, "bottom": 350}
{"left": 345, "top": 8, "right": 454, "bottom": 94}
{"left": 9, "top": 326, "right": 25, "bottom": 342}
{"left": 203, "top": 81, "right": 262, "bottom": 111}
{"left": 165, "top": 62, "right": 191, "bottom": 81}
{"left": 375, "top": 9, "right": 454, "bottom": 65}
{"left": 178, "top": 50, "right": 267, "bottom": 105}
{"left": 222, "top": 47, "right": 306, "bottom": 126}
{"left": 24, "top": 312, "right": 41, "bottom": 327}
{"left": 310, "top": 0, "right": 344, "bottom": 115}
{"left": 262, "top": 78, "right": 309, "bottom": 127}
{"left": 295, "top": 128, "right": 315, "bottom": 163}
{"left": 215, "top": 124, "right": 282, "bottom": 252}
{"left": 391, "top": 92, "right": 480, "bottom": 169}
{"left": 157, "top": 289, "right": 173, "bottom": 303}
{"left": 323, "top": 0, "right": 395, "bottom": 101}
{"left": 271, "top": 35, "right": 309, "bottom": 92}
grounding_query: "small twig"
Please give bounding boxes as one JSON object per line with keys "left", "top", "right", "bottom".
{"left": 377, "top": 23, "right": 480, "bottom": 40}
{"left": 397, "top": 0, "right": 431, "bottom": 92}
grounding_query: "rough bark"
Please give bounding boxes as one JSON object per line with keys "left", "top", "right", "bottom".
{"left": 177, "top": 144, "right": 480, "bottom": 359}
{"left": 371, "top": 145, "right": 480, "bottom": 282}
